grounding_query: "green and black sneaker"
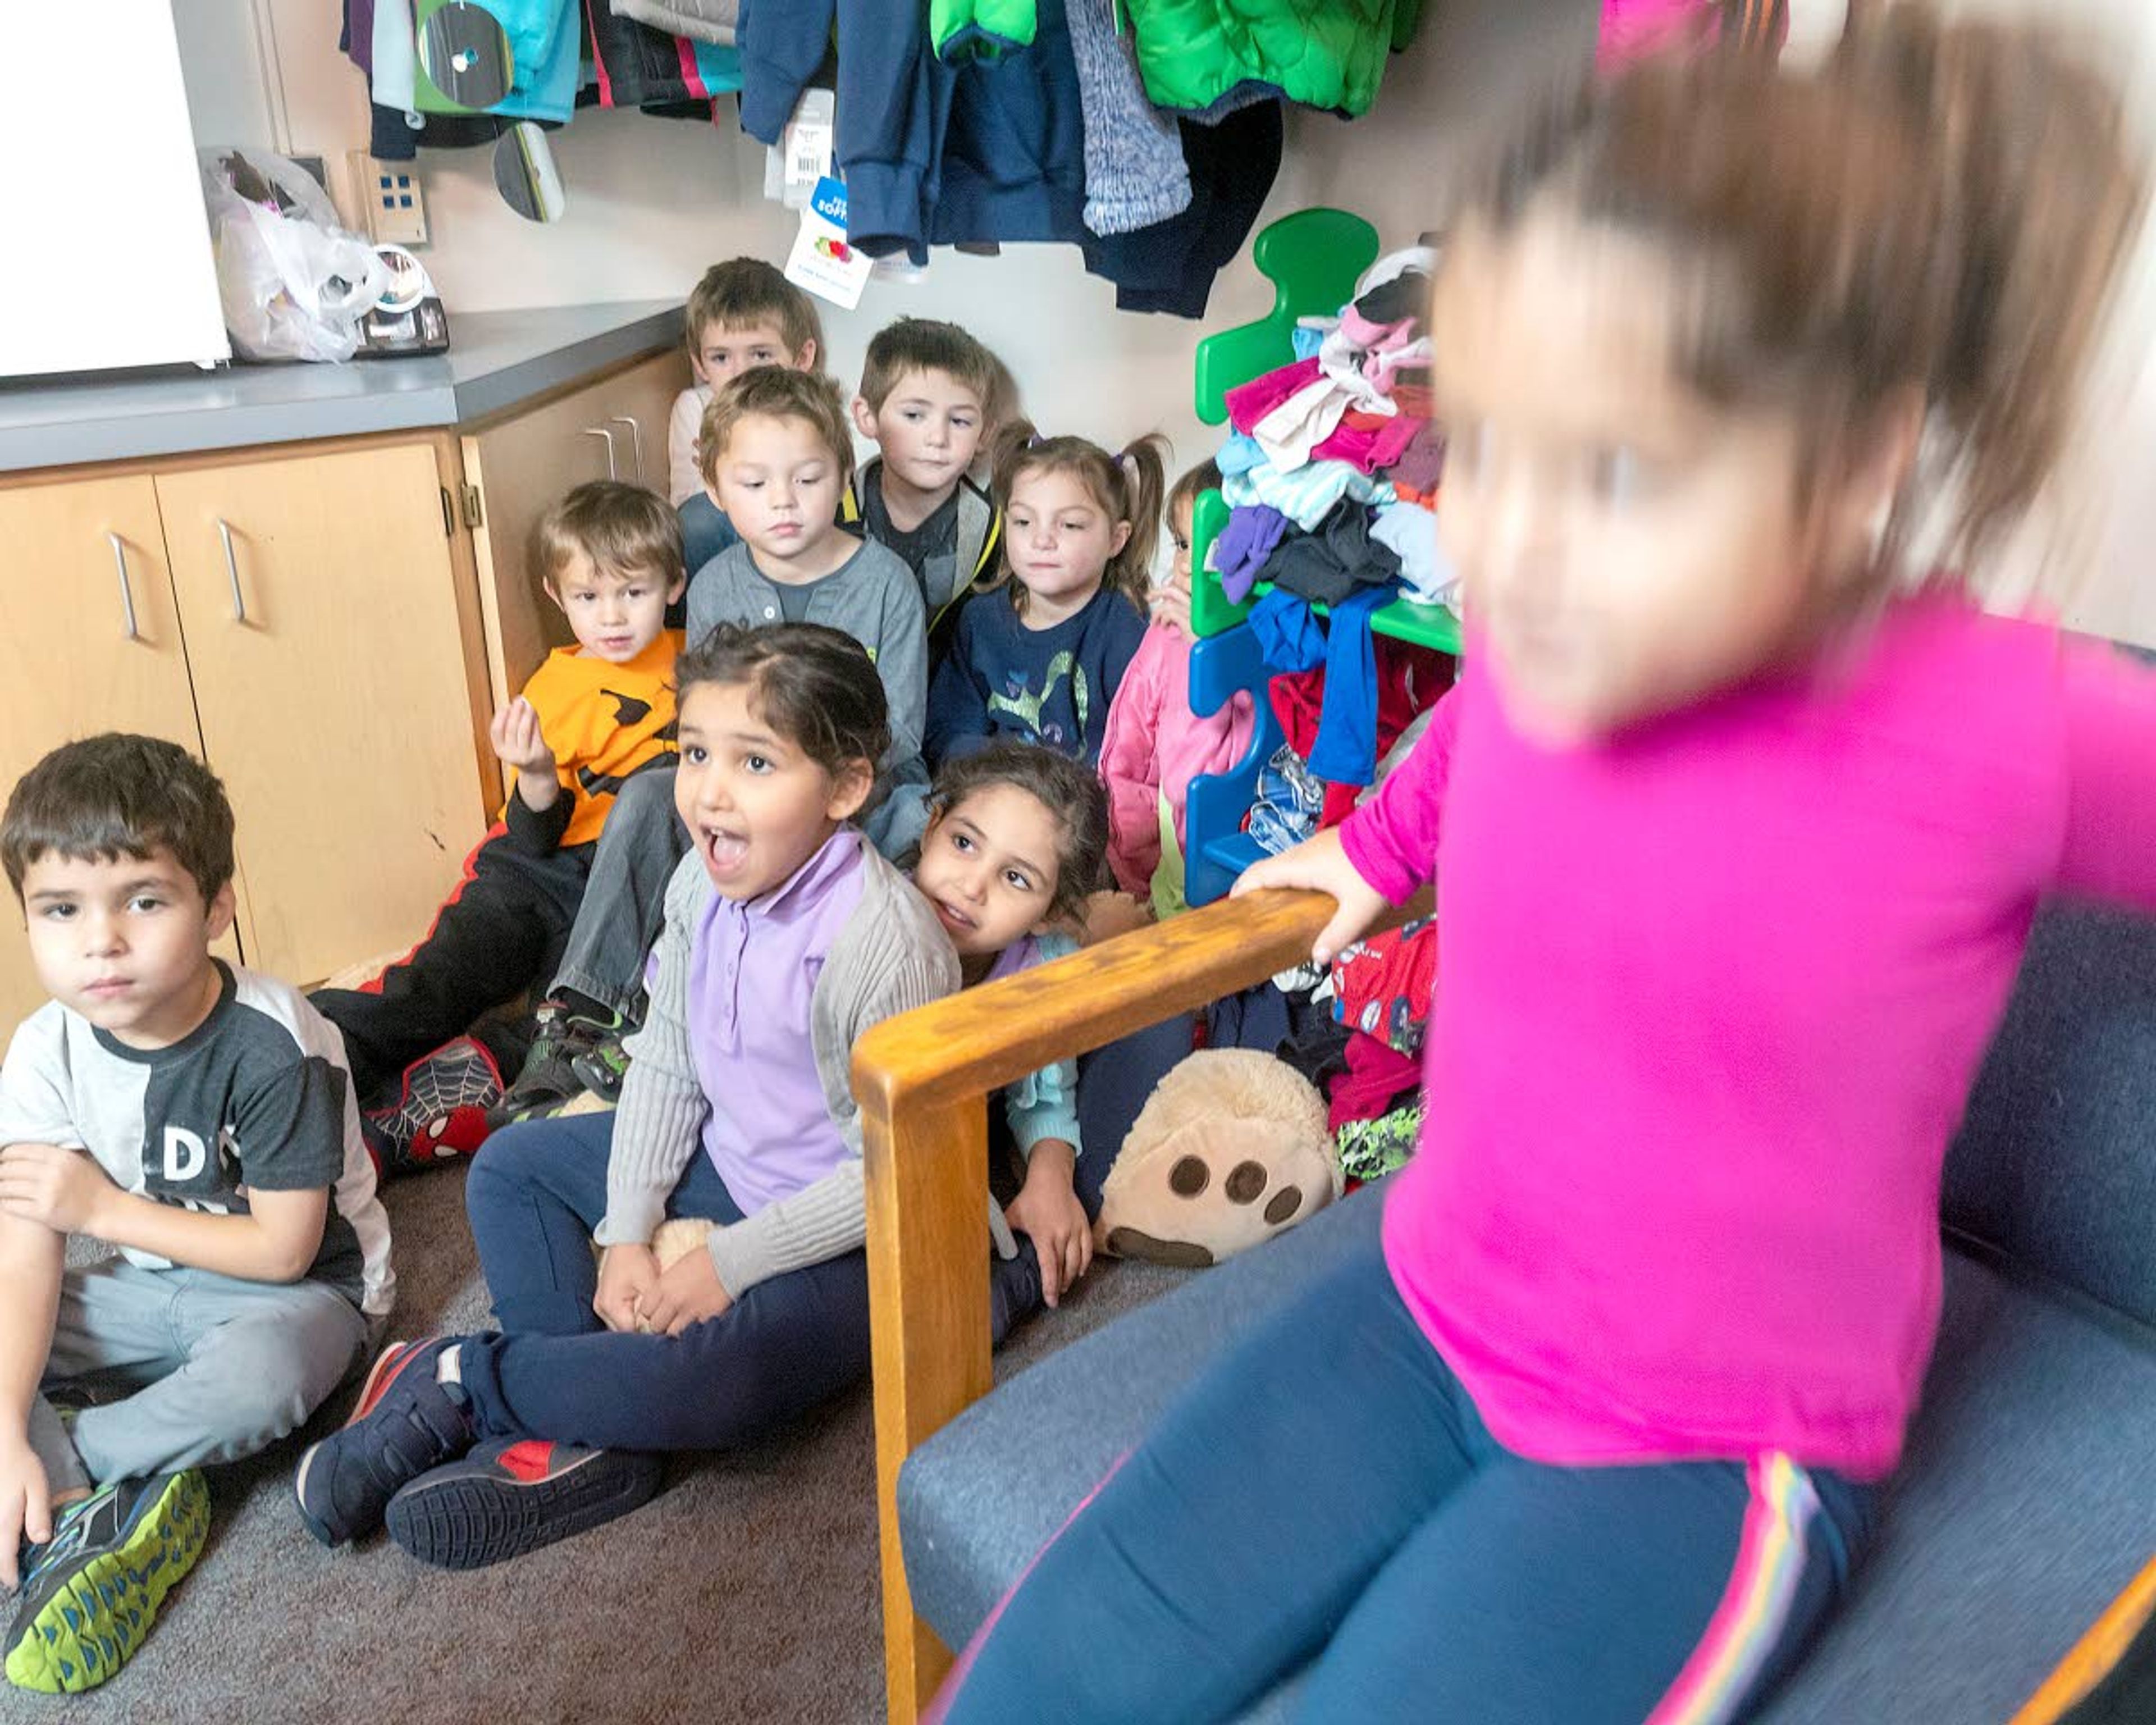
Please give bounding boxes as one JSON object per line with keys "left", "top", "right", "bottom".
{"left": 4, "top": 1470, "right": 209, "bottom": 1694}
{"left": 488, "top": 997, "right": 625, "bottom": 1126}
{"left": 568, "top": 1033, "right": 630, "bottom": 1105}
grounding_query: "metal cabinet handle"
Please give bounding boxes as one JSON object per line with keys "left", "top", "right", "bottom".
{"left": 107, "top": 532, "right": 139, "bottom": 641}
{"left": 581, "top": 425, "right": 619, "bottom": 479}
{"left": 607, "top": 415, "right": 643, "bottom": 482}
{"left": 216, "top": 518, "right": 246, "bottom": 622}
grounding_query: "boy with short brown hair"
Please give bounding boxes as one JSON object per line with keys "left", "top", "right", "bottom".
{"left": 847, "top": 317, "right": 1012, "bottom": 656}
{"left": 311, "top": 481, "right": 684, "bottom": 1169}
{"left": 0, "top": 734, "right": 392, "bottom": 1692}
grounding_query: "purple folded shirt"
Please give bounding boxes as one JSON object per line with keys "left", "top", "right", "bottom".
{"left": 1216, "top": 504, "right": 1291, "bottom": 603}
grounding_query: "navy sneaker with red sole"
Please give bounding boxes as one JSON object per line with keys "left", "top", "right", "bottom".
{"left": 384, "top": 1440, "right": 665, "bottom": 1570}
{"left": 293, "top": 1338, "right": 477, "bottom": 1547}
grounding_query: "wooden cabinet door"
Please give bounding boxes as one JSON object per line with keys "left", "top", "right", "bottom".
{"left": 596, "top": 346, "right": 691, "bottom": 501}
{"left": 462, "top": 348, "right": 690, "bottom": 708}
{"left": 154, "top": 445, "right": 489, "bottom": 987}
{"left": 0, "top": 476, "right": 210, "bottom": 1024}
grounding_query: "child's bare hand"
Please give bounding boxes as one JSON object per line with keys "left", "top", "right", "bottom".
{"left": 593, "top": 1243, "right": 659, "bottom": 1332}
{"left": 0, "top": 1436, "right": 51, "bottom": 1590}
{"left": 0, "top": 1144, "right": 113, "bottom": 1237}
{"left": 640, "top": 1242, "right": 733, "bottom": 1336}
{"left": 1232, "top": 828, "right": 1390, "bottom": 965}
{"left": 490, "top": 697, "right": 557, "bottom": 779}
{"left": 1004, "top": 1146, "right": 1091, "bottom": 1309}
{"left": 1082, "top": 891, "right": 1153, "bottom": 945}
{"left": 1150, "top": 572, "right": 1194, "bottom": 637}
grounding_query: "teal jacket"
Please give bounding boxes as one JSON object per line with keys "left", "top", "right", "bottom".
{"left": 992, "top": 930, "right": 1084, "bottom": 1156}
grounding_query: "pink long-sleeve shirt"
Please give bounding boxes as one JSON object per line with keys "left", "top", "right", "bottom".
{"left": 1098, "top": 622, "right": 1255, "bottom": 898}
{"left": 1340, "top": 595, "right": 2156, "bottom": 1478}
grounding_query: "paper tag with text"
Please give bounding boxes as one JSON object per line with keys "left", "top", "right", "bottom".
{"left": 763, "top": 88, "right": 835, "bottom": 209}
{"left": 784, "top": 176, "right": 873, "bottom": 310}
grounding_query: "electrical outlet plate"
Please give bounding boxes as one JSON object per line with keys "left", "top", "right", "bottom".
{"left": 351, "top": 153, "right": 429, "bottom": 246}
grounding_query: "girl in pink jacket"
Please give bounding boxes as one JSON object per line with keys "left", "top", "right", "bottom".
{"left": 1096, "top": 460, "right": 1255, "bottom": 916}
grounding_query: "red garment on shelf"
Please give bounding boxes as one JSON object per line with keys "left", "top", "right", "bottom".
{"left": 1312, "top": 408, "right": 1422, "bottom": 476}
{"left": 1331, "top": 918, "right": 1437, "bottom": 1057}
{"left": 1327, "top": 1031, "right": 1422, "bottom": 1129}
{"left": 1269, "top": 641, "right": 1452, "bottom": 829}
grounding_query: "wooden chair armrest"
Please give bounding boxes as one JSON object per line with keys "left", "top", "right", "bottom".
{"left": 854, "top": 885, "right": 1341, "bottom": 1722}
{"left": 856, "top": 885, "right": 1341, "bottom": 1119}
{"left": 2011, "top": 1552, "right": 2156, "bottom": 1723}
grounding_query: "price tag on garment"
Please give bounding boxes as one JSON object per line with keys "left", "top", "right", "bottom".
{"left": 784, "top": 176, "right": 874, "bottom": 311}
{"left": 762, "top": 88, "right": 835, "bottom": 210}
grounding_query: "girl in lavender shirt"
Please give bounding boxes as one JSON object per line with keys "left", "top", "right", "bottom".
{"left": 296, "top": 634, "right": 1117, "bottom": 1572}
{"left": 298, "top": 626, "right": 1002, "bottom": 1566}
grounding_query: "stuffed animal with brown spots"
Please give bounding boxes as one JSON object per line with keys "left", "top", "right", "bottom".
{"left": 1094, "top": 1049, "right": 1344, "bottom": 1267}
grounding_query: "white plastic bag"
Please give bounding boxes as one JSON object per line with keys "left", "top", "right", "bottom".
{"left": 198, "top": 148, "right": 387, "bottom": 362}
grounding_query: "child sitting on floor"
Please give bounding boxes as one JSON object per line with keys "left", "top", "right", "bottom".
{"left": 926, "top": 426, "right": 1159, "bottom": 768}
{"left": 846, "top": 316, "right": 1010, "bottom": 659}
{"left": 907, "top": 742, "right": 1109, "bottom": 1309}
{"left": 311, "top": 481, "right": 683, "bottom": 1171}
{"left": 0, "top": 736, "right": 391, "bottom": 1693}
{"left": 295, "top": 630, "right": 1107, "bottom": 1569}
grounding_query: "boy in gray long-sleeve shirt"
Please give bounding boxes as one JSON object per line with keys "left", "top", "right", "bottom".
{"left": 686, "top": 367, "right": 929, "bottom": 848}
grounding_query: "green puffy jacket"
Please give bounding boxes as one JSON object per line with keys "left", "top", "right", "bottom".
{"left": 1126, "top": 0, "right": 1415, "bottom": 116}
{"left": 934, "top": 0, "right": 1038, "bottom": 62}
{"left": 931, "top": 0, "right": 1418, "bottom": 107}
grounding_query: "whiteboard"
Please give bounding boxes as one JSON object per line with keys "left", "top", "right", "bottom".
{"left": 0, "top": 0, "right": 230, "bottom": 377}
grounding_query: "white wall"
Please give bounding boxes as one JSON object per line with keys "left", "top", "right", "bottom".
{"left": 178, "top": 0, "right": 2153, "bottom": 645}
{"left": 1929, "top": 0, "right": 2156, "bottom": 647}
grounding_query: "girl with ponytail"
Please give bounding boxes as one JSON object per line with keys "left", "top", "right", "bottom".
{"left": 924, "top": 423, "right": 1163, "bottom": 767}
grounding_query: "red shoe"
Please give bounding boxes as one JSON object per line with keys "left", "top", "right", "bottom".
{"left": 363, "top": 1037, "right": 503, "bottom": 1178}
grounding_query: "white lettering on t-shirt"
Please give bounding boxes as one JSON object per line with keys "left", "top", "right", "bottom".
{"left": 162, "top": 1125, "right": 207, "bottom": 1183}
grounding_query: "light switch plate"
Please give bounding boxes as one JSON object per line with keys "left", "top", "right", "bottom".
{"left": 351, "top": 153, "right": 429, "bottom": 246}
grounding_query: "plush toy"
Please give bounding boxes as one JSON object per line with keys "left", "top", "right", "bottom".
{"left": 1094, "top": 1049, "right": 1344, "bottom": 1268}
{"left": 650, "top": 1218, "right": 714, "bottom": 1270}
{"left": 609, "top": 1219, "right": 718, "bottom": 1334}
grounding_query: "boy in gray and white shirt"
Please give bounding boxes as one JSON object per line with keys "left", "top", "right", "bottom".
{"left": 0, "top": 734, "right": 389, "bottom": 1695}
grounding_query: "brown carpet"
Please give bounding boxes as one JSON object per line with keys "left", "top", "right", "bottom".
{"left": 0, "top": 1162, "right": 1185, "bottom": 1725}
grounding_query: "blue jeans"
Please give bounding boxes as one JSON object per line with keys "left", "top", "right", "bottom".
{"left": 30, "top": 1262, "right": 367, "bottom": 1490}
{"left": 548, "top": 765, "right": 683, "bottom": 1019}
{"left": 462, "top": 1111, "right": 1038, "bottom": 1451}
{"left": 932, "top": 1227, "right": 1879, "bottom": 1724}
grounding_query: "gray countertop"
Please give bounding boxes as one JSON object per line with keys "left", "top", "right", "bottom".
{"left": 0, "top": 300, "right": 682, "bottom": 474}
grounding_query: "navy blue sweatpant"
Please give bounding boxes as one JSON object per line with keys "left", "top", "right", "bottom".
{"left": 460, "top": 1110, "right": 1039, "bottom": 1451}
{"left": 931, "top": 1227, "right": 1879, "bottom": 1725}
